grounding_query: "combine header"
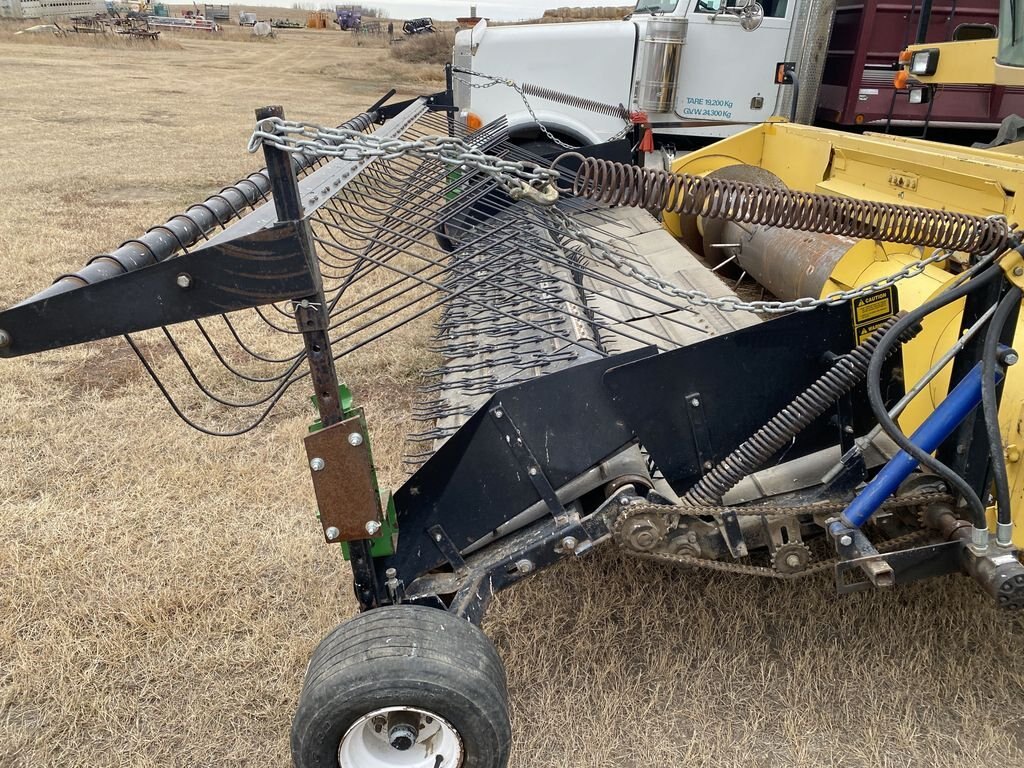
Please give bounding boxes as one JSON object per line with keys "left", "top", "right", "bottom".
{"left": 3, "top": 76, "right": 1024, "bottom": 767}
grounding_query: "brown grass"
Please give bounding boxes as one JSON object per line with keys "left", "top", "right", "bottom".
{"left": 390, "top": 30, "right": 455, "bottom": 65}
{"left": 541, "top": 5, "right": 633, "bottom": 20}
{"left": 0, "top": 24, "right": 1023, "bottom": 768}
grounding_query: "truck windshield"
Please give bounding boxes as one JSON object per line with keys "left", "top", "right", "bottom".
{"left": 1000, "top": 0, "right": 1024, "bottom": 67}
{"left": 633, "top": 1, "right": 680, "bottom": 12}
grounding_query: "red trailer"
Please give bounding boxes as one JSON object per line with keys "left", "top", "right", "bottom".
{"left": 818, "top": 0, "right": 1022, "bottom": 130}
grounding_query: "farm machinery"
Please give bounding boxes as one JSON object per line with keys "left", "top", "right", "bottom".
{"left": 5, "top": 45, "right": 1024, "bottom": 768}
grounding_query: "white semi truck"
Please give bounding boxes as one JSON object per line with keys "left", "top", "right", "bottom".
{"left": 452, "top": 0, "right": 836, "bottom": 159}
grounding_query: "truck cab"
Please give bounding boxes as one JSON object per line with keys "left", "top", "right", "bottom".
{"left": 452, "top": 0, "right": 826, "bottom": 149}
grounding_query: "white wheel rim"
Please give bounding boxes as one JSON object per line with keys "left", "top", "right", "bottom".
{"left": 338, "top": 706, "right": 464, "bottom": 768}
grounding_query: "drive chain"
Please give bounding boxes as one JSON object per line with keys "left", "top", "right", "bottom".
{"left": 610, "top": 492, "right": 953, "bottom": 580}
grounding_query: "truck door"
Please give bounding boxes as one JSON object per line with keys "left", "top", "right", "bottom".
{"left": 671, "top": 0, "right": 795, "bottom": 138}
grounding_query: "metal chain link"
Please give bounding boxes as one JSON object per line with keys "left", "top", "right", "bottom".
{"left": 611, "top": 493, "right": 951, "bottom": 579}
{"left": 548, "top": 205, "right": 956, "bottom": 314}
{"left": 248, "top": 117, "right": 560, "bottom": 196}
{"left": 249, "top": 117, "right": 964, "bottom": 315}
{"left": 452, "top": 67, "right": 633, "bottom": 148}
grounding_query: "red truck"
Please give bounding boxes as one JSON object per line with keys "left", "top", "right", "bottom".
{"left": 820, "top": 0, "right": 1018, "bottom": 130}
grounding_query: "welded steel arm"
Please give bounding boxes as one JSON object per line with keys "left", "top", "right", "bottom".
{"left": 0, "top": 223, "right": 314, "bottom": 358}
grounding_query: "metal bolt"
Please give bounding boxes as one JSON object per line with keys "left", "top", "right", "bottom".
{"left": 494, "top": 409, "right": 504, "bottom": 418}
{"left": 175, "top": 273, "right": 192, "bottom": 289}
{"left": 347, "top": 432, "right": 364, "bottom": 446}
{"left": 515, "top": 559, "right": 534, "bottom": 574}
{"left": 1003, "top": 350, "right": 1020, "bottom": 366}
{"left": 1014, "top": 266, "right": 1024, "bottom": 277}
{"left": 528, "top": 467, "right": 538, "bottom": 476}
{"left": 786, "top": 553, "right": 801, "bottom": 568}
{"left": 365, "top": 520, "right": 382, "bottom": 536}
{"left": 560, "top": 536, "right": 578, "bottom": 552}
{"left": 839, "top": 534, "right": 853, "bottom": 547}
{"left": 325, "top": 526, "right": 340, "bottom": 541}
{"left": 702, "top": 461, "right": 713, "bottom": 471}
{"left": 617, "top": 495, "right": 631, "bottom": 506}
{"left": 690, "top": 397, "right": 700, "bottom": 407}
{"left": 687, "top": 533, "right": 698, "bottom": 543}
{"left": 0, "top": 329, "right": 10, "bottom": 349}
{"left": 385, "top": 567, "right": 397, "bottom": 579}
{"left": 309, "top": 457, "right": 325, "bottom": 472}
{"left": 388, "top": 724, "right": 418, "bottom": 751}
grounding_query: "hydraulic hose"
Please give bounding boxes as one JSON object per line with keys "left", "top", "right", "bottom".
{"left": 866, "top": 263, "right": 1004, "bottom": 528}
{"left": 982, "top": 285, "right": 1022, "bottom": 540}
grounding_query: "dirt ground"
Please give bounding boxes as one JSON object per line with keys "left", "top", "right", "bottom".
{"left": 1, "top": 24, "right": 1023, "bottom": 768}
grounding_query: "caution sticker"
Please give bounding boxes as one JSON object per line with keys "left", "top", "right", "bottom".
{"left": 852, "top": 286, "right": 898, "bottom": 345}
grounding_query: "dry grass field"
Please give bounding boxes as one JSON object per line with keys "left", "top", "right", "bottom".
{"left": 1, "top": 22, "right": 1023, "bottom": 768}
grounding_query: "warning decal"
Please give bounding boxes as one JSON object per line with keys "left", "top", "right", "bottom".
{"left": 852, "top": 286, "right": 898, "bottom": 345}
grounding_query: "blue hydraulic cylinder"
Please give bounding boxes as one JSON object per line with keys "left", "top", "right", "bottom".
{"left": 841, "top": 362, "right": 996, "bottom": 528}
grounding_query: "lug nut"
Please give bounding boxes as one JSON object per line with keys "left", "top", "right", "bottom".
{"left": 310, "top": 457, "right": 325, "bottom": 472}
{"left": 325, "top": 526, "right": 340, "bottom": 541}
{"left": 347, "top": 432, "right": 364, "bottom": 446}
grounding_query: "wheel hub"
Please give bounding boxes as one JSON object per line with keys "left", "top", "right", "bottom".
{"left": 339, "top": 706, "right": 463, "bottom": 768}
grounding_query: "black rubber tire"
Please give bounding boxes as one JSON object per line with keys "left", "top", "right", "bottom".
{"left": 291, "top": 605, "right": 512, "bottom": 768}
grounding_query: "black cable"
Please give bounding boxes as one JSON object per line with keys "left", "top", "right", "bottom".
{"left": 866, "top": 263, "right": 1004, "bottom": 527}
{"left": 982, "top": 284, "right": 1022, "bottom": 529}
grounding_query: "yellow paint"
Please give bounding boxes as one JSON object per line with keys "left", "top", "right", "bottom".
{"left": 666, "top": 121, "right": 1024, "bottom": 545}
{"left": 903, "top": 38, "right": 1024, "bottom": 87}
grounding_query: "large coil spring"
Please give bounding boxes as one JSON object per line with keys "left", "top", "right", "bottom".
{"left": 568, "top": 158, "right": 1012, "bottom": 255}
{"left": 682, "top": 316, "right": 911, "bottom": 507}
{"left": 521, "top": 82, "right": 631, "bottom": 121}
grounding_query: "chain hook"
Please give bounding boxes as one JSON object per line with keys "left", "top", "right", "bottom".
{"left": 509, "top": 181, "right": 559, "bottom": 206}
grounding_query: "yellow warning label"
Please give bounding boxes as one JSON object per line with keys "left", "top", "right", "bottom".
{"left": 854, "top": 290, "right": 893, "bottom": 323}
{"left": 852, "top": 287, "right": 898, "bottom": 345}
{"left": 855, "top": 317, "right": 894, "bottom": 345}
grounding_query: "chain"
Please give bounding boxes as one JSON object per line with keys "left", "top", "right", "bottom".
{"left": 249, "top": 117, "right": 961, "bottom": 315}
{"left": 548, "top": 205, "right": 954, "bottom": 314}
{"left": 248, "top": 117, "right": 560, "bottom": 196}
{"left": 610, "top": 493, "right": 952, "bottom": 580}
{"left": 452, "top": 67, "right": 634, "bottom": 149}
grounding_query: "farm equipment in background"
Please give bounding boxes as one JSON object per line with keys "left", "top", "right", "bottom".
{"left": 202, "top": 3, "right": 229, "bottom": 23}
{"left": 335, "top": 5, "right": 361, "bottom": 30}
{"left": 239, "top": 11, "right": 256, "bottom": 26}
{"left": 272, "top": 18, "right": 301, "bottom": 29}
{"left": 403, "top": 16, "right": 434, "bottom": 34}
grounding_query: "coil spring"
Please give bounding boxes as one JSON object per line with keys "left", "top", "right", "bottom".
{"left": 520, "top": 82, "right": 631, "bottom": 121}
{"left": 682, "top": 316, "right": 910, "bottom": 507}
{"left": 569, "top": 158, "right": 1012, "bottom": 255}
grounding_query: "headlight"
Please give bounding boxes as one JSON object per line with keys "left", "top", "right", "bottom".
{"left": 908, "top": 87, "right": 930, "bottom": 105}
{"left": 910, "top": 49, "right": 940, "bottom": 76}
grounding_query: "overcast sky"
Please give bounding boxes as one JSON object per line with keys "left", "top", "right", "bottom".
{"left": 246, "top": 2, "right": 630, "bottom": 22}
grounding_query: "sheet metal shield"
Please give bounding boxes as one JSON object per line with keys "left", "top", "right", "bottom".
{"left": 384, "top": 348, "right": 656, "bottom": 579}
{"left": 604, "top": 303, "right": 900, "bottom": 494}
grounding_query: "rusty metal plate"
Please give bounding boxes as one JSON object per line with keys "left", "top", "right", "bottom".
{"left": 305, "top": 415, "right": 382, "bottom": 543}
